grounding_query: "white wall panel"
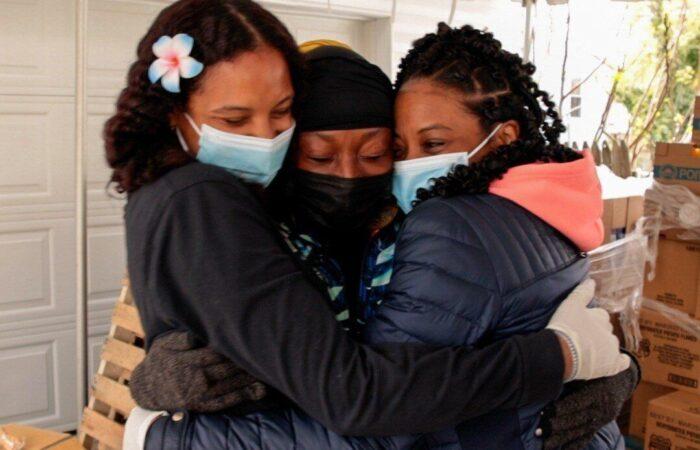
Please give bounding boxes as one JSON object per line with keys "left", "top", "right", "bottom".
{"left": 281, "top": 13, "right": 364, "bottom": 50}
{"left": 262, "top": 0, "right": 326, "bottom": 9}
{"left": 331, "top": 0, "right": 392, "bottom": 16}
{"left": 0, "top": 218, "right": 76, "bottom": 324}
{"left": 88, "top": 336, "right": 103, "bottom": 382}
{"left": 87, "top": 224, "right": 126, "bottom": 311}
{"left": 274, "top": 10, "right": 391, "bottom": 75}
{"left": 87, "top": 332, "right": 108, "bottom": 380}
{"left": 0, "top": 230, "right": 48, "bottom": 310}
{"left": 87, "top": 0, "right": 164, "bottom": 98}
{"left": 86, "top": 99, "right": 126, "bottom": 216}
{"left": 265, "top": 0, "right": 390, "bottom": 17}
{"left": 0, "top": 344, "right": 51, "bottom": 419}
{"left": 0, "top": 97, "right": 75, "bottom": 210}
{"left": 0, "top": 0, "right": 75, "bottom": 96}
{"left": 88, "top": 303, "right": 112, "bottom": 379}
{"left": 0, "top": 325, "right": 77, "bottom": 430}
{"left": 86, "top": 101, "right": 113, "bottom": 197}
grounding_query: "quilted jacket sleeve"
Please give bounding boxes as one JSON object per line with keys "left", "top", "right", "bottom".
{"left": 365, "top": 198, "right": 503, "bottom": 347}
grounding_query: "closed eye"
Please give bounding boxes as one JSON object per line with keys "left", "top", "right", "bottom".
{"left": 222, "top": 117, "right": 247, "bottom": 126}
{"left": 426, "top": 140, "right": 445, "bottom": 148}
{"left": 272, "top": 107, "right": 292, "bottom": 118}
{"left": 308, "top": 156, "right": 333, "bottom": 162}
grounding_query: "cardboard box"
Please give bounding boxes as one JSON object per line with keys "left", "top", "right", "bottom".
{"left": 654, "top": 142, "right": 700, "bottom": 196}
{"left": 629, "top": 381, "right": 675, "bottom": 440}
{"left": 644, "top": 238, "right": 700, "bottom": 317}
{"left": 0, "top": 424, "right": 82, "bottom": 449}
{"left": 693, "top": 95, "right": 699, "bottom": 148}
{"left": 603, "top": 196, "right": 644, "bottom": 242}
{"left": 637, "top": 307, "right": 700, "bottom": 394}
{"left": 645, "top": 391, "right": 700, "bottom": 450}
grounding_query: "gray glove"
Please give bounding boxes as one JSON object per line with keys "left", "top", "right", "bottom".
{"left": 130, "top": 331, "right": 267, "bottom": 412}
{"left": 541, "top": 354, "right": 640, "bottom": 450}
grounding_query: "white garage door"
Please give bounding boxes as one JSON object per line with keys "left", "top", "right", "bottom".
{"left": 0, "top": 0, "right": 390, "bottom": 431}
{"left": 282, "top": 12, "right": 365, "bottom": 48}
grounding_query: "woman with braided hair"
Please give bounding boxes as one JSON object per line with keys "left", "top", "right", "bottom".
{"left": 366, "top": 22, "right": 630, "bottom": 449}
{"left": 391, "top": 22, "right": 585, "bottom": 206}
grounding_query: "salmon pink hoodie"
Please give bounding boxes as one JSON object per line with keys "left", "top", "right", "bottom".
{"left": 489, "top": 150, "right": 604, "bottom": 252}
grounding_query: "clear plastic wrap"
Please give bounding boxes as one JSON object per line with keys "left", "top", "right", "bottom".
{"left": 588, "top": 213, "right": 661, "bottom": 350}
{"left": 645, "top": 181, "right": 700, "bottom": 241}
{"left": 588, "top": 182, "right": 700, "bottom": 350}
{"left": 639, "top": 181, "right": 700, "bottom": 341}
{"left": 642, "top": 296, "right": 700, "bottom": 338}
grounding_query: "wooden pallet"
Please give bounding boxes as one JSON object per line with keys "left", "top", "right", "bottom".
{"left": 78, "top": 279, "right": 145, "bottom": 450}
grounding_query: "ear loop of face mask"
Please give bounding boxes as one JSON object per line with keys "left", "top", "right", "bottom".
{"left": 467, "top": 122, "right": 504, "bottom": 163}
{"left": 175, "top": 112, "right": 201, "bottom": 154}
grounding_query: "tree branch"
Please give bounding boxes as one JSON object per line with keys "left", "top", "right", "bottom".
{"left": 558, "top": 4, "right": 571, "bottom": 114}
{"left": 561, "top": 59, "right": 607, "bottom": 101}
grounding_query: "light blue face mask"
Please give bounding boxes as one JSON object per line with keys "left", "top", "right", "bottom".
{"left": 392, "top": 123, "right": 503, "bottom": 213}
{"left": 178, "top": 113, "right": 295, "bottom": 187}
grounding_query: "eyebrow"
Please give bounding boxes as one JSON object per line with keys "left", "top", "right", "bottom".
{"left": 312, "top": 127, "right": 384, "bottom": 142}
{"left": 211, "top": 105, "right": 251, "bottom": 113}
{"left": 274, "top": 94, "right": 294, "bottom": 107}
{"left": 312, "top": 132, "right": 337, "bottom": 142}
{"left": 359, "top": 128, "right": 382, "bottom": 139}
{"left": 418, "top": 124, "right": 452, "bottom": 133}
{"left": 211, "top": 95, "right": 294, "bottom": 114}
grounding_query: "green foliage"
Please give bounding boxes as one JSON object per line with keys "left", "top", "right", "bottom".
{"left": 614, "top": 0, "right": 699, "bottom": 167}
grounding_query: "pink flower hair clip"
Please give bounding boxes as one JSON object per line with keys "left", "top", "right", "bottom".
{"left": 148, "top": 33, "right": 204, "bottom": 93}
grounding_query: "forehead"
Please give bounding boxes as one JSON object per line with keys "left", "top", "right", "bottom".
{"left": 193, "top": 46, "right": 293, "bottom": 106}
{"left": 396, "top": 79, "right": 465, "bottom": 114}
{"left": 395, "top": 79, "right": 483, "bottom": 131}
{"left": 300, "top": 128, "right": 392, "bottom": 144}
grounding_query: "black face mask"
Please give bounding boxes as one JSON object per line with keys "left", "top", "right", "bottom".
{"left": 288, "top": 169, "right": 393, "bottom": 233}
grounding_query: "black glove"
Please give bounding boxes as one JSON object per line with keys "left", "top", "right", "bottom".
{"left": 541, "top": 354, "right": 640, "bottom": 450}
{"left": 130, "top": 331, "right": 267, "bottom": 412}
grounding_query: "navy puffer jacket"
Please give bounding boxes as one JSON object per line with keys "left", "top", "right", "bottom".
{"left": 364, "top": 195, "right": 622, "bottom": 450}
{"left": 145, "top": 194, "right": 623, "bottom": 450}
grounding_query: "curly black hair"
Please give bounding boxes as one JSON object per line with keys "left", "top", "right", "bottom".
{"left": 396, "top": 22, "right": 581, "bottom": 204}
{"left": 104, "top": 0, "right": 304, "bottom": 193}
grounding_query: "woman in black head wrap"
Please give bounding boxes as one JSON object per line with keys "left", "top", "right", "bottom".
{"left": 281, "top": 42, "right": 395, "bottom": 233}
{"left": 269, "top": 41, "right": 401, "bottom": 329}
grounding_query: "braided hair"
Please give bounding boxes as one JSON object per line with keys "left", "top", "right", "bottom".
{"left": 396, "top": 23, "right": 581, "bottom": 203}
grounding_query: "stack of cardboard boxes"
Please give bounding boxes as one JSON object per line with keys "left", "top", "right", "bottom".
{"left": 626, "top": 95, "right": 700, "bottom": 449}
{"left": 695, "top": 94, "right": 700, "bottom": 149}
{"left": 602, "top": 195, "right": 645, "bottom": 244}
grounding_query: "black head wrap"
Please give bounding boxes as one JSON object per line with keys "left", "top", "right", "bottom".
{"left": 297, "top": 45, "right": 394, "bottom": 132}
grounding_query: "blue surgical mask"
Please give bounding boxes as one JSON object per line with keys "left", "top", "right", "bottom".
{"left": 178, "top": 113, "right": 295, "bottom": 187}
{"left": 392, "top": 123, "right": 503, "bottom": 213}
